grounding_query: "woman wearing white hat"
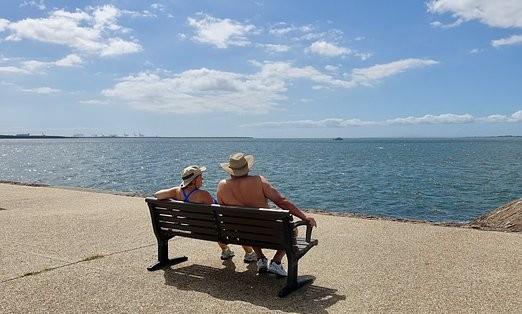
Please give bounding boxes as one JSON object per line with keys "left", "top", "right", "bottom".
{"left": 154, "top": 165, "right": 247, "bottom": 261}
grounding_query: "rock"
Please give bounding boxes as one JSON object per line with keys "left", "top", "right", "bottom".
{"left": 469, "top": 199, "right": 522, "bottom": 232}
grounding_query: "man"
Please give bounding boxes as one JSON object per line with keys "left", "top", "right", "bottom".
{"left": 216, "top": 152, "right": 317, "bottom": 276}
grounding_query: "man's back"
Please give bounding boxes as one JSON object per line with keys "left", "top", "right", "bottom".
{"left": 217, "top": 175, "right": 270, "bottom": 208}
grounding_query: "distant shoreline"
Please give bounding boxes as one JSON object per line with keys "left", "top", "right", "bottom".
{"left": 0, "top": 135, "right": 254, "bottom": 139}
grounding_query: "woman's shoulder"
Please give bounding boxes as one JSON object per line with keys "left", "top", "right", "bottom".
{"left": 194, "top": 189, "right": 214, "bottom": 204}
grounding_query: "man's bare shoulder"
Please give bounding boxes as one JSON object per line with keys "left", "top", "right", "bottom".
{"left": 217, "top": 179, "right": 228, "bottom": 188}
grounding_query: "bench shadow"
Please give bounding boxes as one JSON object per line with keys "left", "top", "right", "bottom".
{"left": 162, "top": 260, "right": 345, "bottom": 313}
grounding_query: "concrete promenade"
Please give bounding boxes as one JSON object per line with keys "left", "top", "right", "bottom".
{"left": 0, "top": 183, "right": 520, "bottom": 313}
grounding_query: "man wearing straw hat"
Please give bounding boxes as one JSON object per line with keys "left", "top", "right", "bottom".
{"left": 217, "top": 152, "right": 317, "bottom": 277}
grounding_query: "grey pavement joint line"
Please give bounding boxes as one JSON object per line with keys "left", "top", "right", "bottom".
{"left": 1, "top": 243, "right": 155, "bottom": 284}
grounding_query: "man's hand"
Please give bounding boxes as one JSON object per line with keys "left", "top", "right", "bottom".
{"left": 305, "top": 215, "right": 317, "bottom": 227}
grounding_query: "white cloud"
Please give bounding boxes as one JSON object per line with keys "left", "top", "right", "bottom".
{"left": 478, "top": 111, "right": 522, "bottom": 122}
{"left": 0, "top": 66, "right": 29, "bottom": 74}
{"left": 20, "top": 54, "right": 83, "bottom": 72}
{"left": 243, "top": 118, "right": 377, "bottom": 128}
{"left": 20, "top": 86, "right": 60, "bottom": 94}
{"left": 469, "top": 48, "right": 483, "bottom": 54}
{"left": 324, "top": 65, "right": 339, "bottom": 72}
{"left": 102, "top": 69, "right": 279, "bottom": 113}
{"left": 100, "top": 38, "right": 142, "bottom": 56}
{"left": 262, "top": 44, "right": 290, "bottom": 53}
{"left": 243, "top": 111, "right": 522, "bottom": 128}
{"left": 150, "top": 3, "right": 165, "bottom": 11}
{"left": 2, "top": 5, "right": 142, "bottom": 57}
{"left": 307, "top": 40, "right": 351, "bottom": 57}
{"left": 0, "top": 18, "right": 9, "bottom": 31}
{"left": 491, "top": 34, "right": 522, "bottom": 47}
{"left": 0, "top": 54, "right": 83, "bottom": 75}
{"left": 79, "top": 99, "right": 110, "bottom": 105}
{"left": 385, "top": 113, "right": 474, "bottom": 125}
{"left": 20, "top": 1, "right": 46, "bottom": 10}
{"left": 99, "top": 58, "right": 438, "bottom": 114}
{"left": 350, "top": 59, "right": 439, "bottom": 86}
{"left": 430, "top": 19, "right": 463, "bottom": 29}
{"left": 269, "top": 24, "right": 313, "bottom": 36}
{"left": 427, "top": 0, "right": 522, "bottom": 28}
{"left": 306, "top": 40, "right": 371, "bottom": 60}
{"left": 187, "top": 14, "right": 255, "bottom": 48}
{"left": 54, "top": 54, "right": 83, "bottom": 67}
{"left": 295, "top": 28, "right": 344, "bottom": 42}
{"left": 354, "top": 52, "right": 372, "bottom": 61}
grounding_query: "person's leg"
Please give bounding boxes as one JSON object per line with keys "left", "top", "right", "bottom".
{"left": 242, "top": 245, "right": 254, "bottom": 253}
{"left": 253, "top": 246, "right": 265, "bottom": 259}
{"left": 219, "top": 242, "right": 234, "bottom": 260}
{"left": 268, "top": 250, "right": 288, "bottom": 276}
{"left": 271, "top": 250, "right": 285, "bottom": 263}
{"left": 242, "top": 245, "right": 257, "bottom": 263}
{"left": 253, "top": 246, "right": 268, "bottom": 272}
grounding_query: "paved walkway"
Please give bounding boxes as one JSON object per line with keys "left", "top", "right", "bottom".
{"left": 0, "top": 183, "right": 520, "bottom": 313}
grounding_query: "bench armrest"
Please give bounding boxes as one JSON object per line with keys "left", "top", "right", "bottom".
{"left": 292, "top": 220, "right": 314, "bottom": 242}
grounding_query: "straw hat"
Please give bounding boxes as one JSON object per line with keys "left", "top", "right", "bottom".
{"left": 220, "top": 152, "right": 254, "bottom": 177}
{"left": 180, "top": 165, "right": 206, "bottom": 188}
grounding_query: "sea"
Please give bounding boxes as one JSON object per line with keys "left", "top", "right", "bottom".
{"left": 0, "top": 137, "right": 520, "bottom": 223}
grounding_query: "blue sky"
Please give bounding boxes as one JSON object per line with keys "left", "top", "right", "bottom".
{"left": 0, "top": 0, "right": 521, "bottom": 137}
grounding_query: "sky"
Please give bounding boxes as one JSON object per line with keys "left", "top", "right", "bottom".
{"left": 0, "top": 0, "right": 521, "bottom": 138}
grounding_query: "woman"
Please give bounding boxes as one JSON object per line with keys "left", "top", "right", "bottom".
{"left": 154, "top": 165, "right": 256, "bottom": 262}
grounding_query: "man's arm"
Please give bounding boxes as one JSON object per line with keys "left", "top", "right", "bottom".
{"left": 260, "top": 176, "right": 317, "bottom": 227}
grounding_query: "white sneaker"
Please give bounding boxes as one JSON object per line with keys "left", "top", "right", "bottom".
{"left": 220, "top": 249, "right": 235, "bottom": 260}
{"left": 268, "top": 261, "right": 287, "bottom": 277}
{"left": 243, "top": 251, "right": 257, "bottom": 263}
{"left": 256, "top": 257, "right": 268, "bottom": 273}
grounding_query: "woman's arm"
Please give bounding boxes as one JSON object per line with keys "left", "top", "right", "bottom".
{"left": 154, "top": 187, "right": 178, "bottom": 200}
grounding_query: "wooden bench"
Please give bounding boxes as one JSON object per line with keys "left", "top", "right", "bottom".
{"left": 145, "top": 197, "right": 318, "bottom": 297}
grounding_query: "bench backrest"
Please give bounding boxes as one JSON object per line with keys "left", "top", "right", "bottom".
{"left": 146, "top": 197, "right": 294, "bottom": 251}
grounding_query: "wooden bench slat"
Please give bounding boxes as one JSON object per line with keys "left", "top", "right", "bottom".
{"left": 158, "top": 220, "right": 217, "bottom": 234}
{"left": 161, "top": 229, "right": 218, "bottom": 242}
{"left": 214, "top": 206, "right": 289, "bottom": 220}
{"left": 154, "top": 208, "right": 214, "bottom": 220}
{"left": 159, "top": 222, "right": 218, "bottom": 235}
{"left": 221, "top": 223, "right": 284, "bottom": 237}
{"left": 168, "top": 205, "right": 214, "bottom": 214}
{"left": 222, "top": 230, "right": 283, "bottom": 244}
{"left": 163, "top": 212, "right": 214, "bottom": 222}
{"left": 158, "top": 216, "right": 216, "bottom": 228}
{"left": 217, "top": 216, "right": 284, "bottom": 228}
{"left": 154, "top": 208, "right": 177, "bottom": 216}
{"left": 148, "top": 200, "right": 214, "bottom": 214}
{"left": 172, "top": 212, "right": 215, "bottom": 221}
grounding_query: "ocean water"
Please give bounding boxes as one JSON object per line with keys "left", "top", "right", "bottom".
{"left": 0, "top": 137, "right": 520, "bottom": 222}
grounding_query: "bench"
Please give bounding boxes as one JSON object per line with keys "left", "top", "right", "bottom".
{"left": 145, "top": 197, "right": 318, "bottom": 297}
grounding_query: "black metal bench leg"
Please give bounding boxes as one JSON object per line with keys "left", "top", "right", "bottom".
{"left": 278, "top": 261, "right": 313, "bottom": 297}
{"left": 147, "top": 238, "right": 188, "bottom": 271}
